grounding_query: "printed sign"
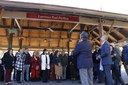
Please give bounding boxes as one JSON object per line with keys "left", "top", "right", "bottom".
{"left": 27, "top": 13, "right": 79, "bottom": 22}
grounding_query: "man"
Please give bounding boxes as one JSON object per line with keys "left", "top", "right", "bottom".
{"left": 111, "top": 44, "right": 125, "bottom": 85}
{"left": 93, "top": 45, "right": 105, "bottom": 83}
{"left": 100, "top": 35, "right": 113, "bottom": 85}
{"left": 22, "top": 47, "right": 31, "bottom": 82}
{"left": 73, "top": 31, "right": 93, "bottom": 85}
{"left": 122, "top": 41, "right": 128, "bottom": 75}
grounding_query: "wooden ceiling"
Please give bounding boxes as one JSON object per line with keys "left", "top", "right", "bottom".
{"left": 0, "top": 1, "right": 128, "bottom": 51}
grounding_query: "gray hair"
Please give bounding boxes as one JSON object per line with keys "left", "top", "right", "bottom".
{"left": 101, "top": 34, "right": 108, "bottom": 41}
{"left": 80, "top": 31, "right": 88, "bottom": 40}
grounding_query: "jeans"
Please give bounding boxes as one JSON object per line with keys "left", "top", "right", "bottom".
{"left": 79, "top": 68, "right": 93, "bottom": 85}
{"left": 62, "top": 66, "right": 67, "bottom": 79}
{"left": 21, "top": 65, "right": 30, "bottom": 81}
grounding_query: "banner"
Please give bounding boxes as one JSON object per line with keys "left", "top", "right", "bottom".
{"left": 27, "top": 13, "right": 79, "bottom": 22}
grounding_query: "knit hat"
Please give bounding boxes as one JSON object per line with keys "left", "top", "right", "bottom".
{"left": 80, "top": 31, "right": 88, "bottom": 40}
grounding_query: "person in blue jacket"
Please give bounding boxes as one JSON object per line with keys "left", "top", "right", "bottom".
{"left": 73, "top": 31, "right": 93, "bottom": 85}
{"left": 100, "top": 35, "right": 113, "bottom": 85}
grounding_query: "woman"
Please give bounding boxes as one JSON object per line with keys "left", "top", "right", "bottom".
{"left": 30, "top": 51, "right": 41, "bottom": 81}
{"left": 15, "top": 48, "right": 25, "bottom": 83}
{"left": 2, "top": 48, "right": 14, "bottom": 85}
{"left": 41, "top": 49, "right": 50, "bottom": 82}
{"left": 54, "top": 50, "right": 62, "bottom": 82}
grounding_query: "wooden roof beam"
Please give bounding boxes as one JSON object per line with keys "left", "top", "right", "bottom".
{"left": 89, "top": 25, "right": 97, "bottom": 33}
{"left": 106, "top": 26, "right": 126, "bottom": 41}
{"left": 92, "top": 28, "right": 117, "bottom": 42}
{"left": 0, "top": 45, "right": 75, "bottom": 49}
{"left": 0, "top": 35, "right": 79, "bottom": 40}
{"left": 2, "top": 10, "right": 128, "bottom": 28}
{"left": 0, "top": 25, "right": 80, "bottom": 32}
{"left": 107, "top": 20, "right": 115, "bottom": 34}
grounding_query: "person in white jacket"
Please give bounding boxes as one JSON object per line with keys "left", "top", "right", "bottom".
{"left": 41, "top": 49, "right": 50, "bottom": 82}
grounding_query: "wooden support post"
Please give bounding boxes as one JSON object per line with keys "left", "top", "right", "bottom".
{"left": 8, "top": 19, "right": 14, "bottom": 48}
{"left": 67, "top": 32, "right": 71, "bottom": 57}
{"left": 75, "top": 24, "right": 86, "bottom": 45}
{"left": 16, "top": 19, "right": 24, "bottom": 49}
{"left": 38, "top": 21, "right": 42, "bottom": 49}
{"left": 58, "top": 23, "right": 64, "bottom": 47}
{"left": 98, "top": 19, "right": 104, "bottom": 45}
{"left": 99, "top": 19, "right": 104, "bottom": 37}
{"left": 19, "top": 38, "right": 23, "bottom": 49}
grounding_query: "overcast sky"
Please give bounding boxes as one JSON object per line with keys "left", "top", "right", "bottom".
{"left": 8, "top": 0, "right": 128, "bottom": 15}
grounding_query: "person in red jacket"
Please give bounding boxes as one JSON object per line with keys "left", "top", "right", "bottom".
{"left": 30, "top": 51, "right": 41, "bottom": 82}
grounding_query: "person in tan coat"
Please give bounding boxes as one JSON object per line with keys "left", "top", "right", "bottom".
{"left": 54, "top": 50, "right": 62, "bottom": 82}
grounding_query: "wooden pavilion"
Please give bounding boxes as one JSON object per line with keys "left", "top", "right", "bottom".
{"left": 0, "top": 1, "right": 128, "bottom": 54}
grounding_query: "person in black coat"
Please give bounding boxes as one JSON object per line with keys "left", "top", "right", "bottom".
{"left": 110, "top": 44, "right": 125, "bottom": 85}
{"left": 2, "top": 48, "right": 15, "bottom": 85}
{"left": 69, "top": 51, "right": 77, "bottom": 80}
{"left": 0, "top": 59, "right": 4, "bottom": 81}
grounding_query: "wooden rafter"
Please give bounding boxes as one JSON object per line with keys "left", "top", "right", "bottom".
{"left": 107, "top": 20, "right": 115, "bottom": 34}
{"left": 89, "top": 25, "right": 97, "bottom": 33}
{"left": 93, "top": 29, "right": 117, "bottom": 42}
{"left": 15, "top": 19, "right": 22, "bottom": 33}
{"left": 69, "top": 23, "right": 79, "bottom": 33}
{"left": 113, "top": 30, "right": 126, "bottom": 40}
{"left": 106, "top": 26, "right": 125, "bottom": 41}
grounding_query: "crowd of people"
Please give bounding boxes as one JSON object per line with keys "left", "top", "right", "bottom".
{"left": 92, "top": 37, "right": 128, "bottom": 85}
{"left": 0, "top": 31, "right": 128, "bottom": 85}
{"left": 0, "top": 47, "right": 74, "bottom": 85}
